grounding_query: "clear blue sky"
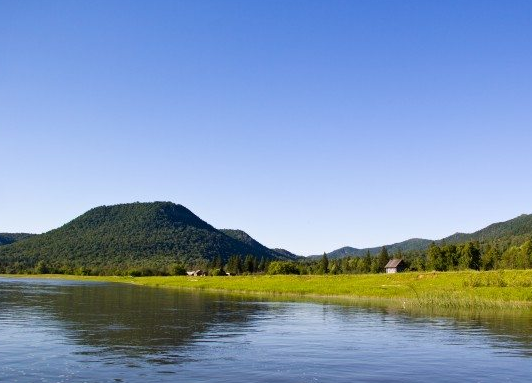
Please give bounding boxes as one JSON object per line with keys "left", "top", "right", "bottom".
{"left": 1, "top": 0, "right": 531, "bottom": 255}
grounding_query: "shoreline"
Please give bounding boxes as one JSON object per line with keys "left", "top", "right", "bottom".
{"left": 2, "top": 270, "right": 532, "bottom": 310}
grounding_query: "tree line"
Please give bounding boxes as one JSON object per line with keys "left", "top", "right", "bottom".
{"left": 1, "top": 238, "right": 531, "bottom": 276}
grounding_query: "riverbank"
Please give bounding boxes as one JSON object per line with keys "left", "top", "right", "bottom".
{"left": 4, "top": 270, "right": 532, "bottom": 309}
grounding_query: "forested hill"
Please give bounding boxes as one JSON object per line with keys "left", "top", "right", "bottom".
{"left": 271, "top": 248, "right": 301, "bottom": 260}
{"left": 220, "top": 229, "right": 299, "bottom": 261}
{"left": 443, "top": 214, "right": 532, "bottom": 243}
{"left": 0, "top": 233, "right": 35, "bottom": 246}
{"left": 0, "top": 202, "right": 291, "bottom": 272}
{"left": 310, "top": 239, "right": 433, "bottom": 259}
{"left": 312, "top": 213, "right": 532, "bottom": 259}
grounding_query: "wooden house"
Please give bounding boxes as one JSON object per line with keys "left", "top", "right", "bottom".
{"left": 384, "top": 259, "right": 405, "bottom": 273}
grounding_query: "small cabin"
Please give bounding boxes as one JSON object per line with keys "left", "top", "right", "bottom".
{"left": 385, "top": 259, "right": 405, "bottom": 273}
{"left": 186, "top": 270, "right": 206, "bottom": 276}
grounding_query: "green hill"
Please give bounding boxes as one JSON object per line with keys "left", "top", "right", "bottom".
{"left": 313, "top": 213, "right": 532, "bottom": 259}
{"left": 220, "top": 229, "right": 298, "bottom": 261}
{"left": 311, "top": 238, "right": 433, "bottom": 259}
{"left": 271, "top": 248, "right": 301, "bottom": 260}
{"left": 0, "top": 233, "right": 35, "bottom": 246}
{"left": 442, "top": 214, "right": 532, "bottom": 244}
{"left": 0, "top": 202, "right": 291, "bottom": 272}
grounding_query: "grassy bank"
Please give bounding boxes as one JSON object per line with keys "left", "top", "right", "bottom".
{"left": 6, "top": 270, "right": 532, "bottom": 309}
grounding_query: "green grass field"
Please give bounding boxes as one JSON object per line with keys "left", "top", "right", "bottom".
{"left": 9, "top": 270, "right": 532, "bottom": 309}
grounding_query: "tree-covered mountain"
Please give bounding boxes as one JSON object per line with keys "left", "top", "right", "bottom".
{"left": 271, "top": 248, "right": 301, "bottom": 260}
{"left": 0, "top": 233, "right": 35, "bottom": 246}
{"left": 219, "top": 229, "right": 298, "bottom": 261}
{"left": 2, "top": 204, "right": 530, "bottom": 274}
{"left": 310, "top": 239, "right": 433, "bottom": 259}
{"left": 442, "top": 214, "right": 532, "bottom": 244}
{"left": 312, "top": 213, "right": 532, "bottom": 259}
{"left": 0, "top": 202, "right": 293, "bottom": 273}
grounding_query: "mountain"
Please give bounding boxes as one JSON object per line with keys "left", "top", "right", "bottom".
{"left": 321, "top": 246, "right": 359, "bottom": 259}
{"left": 0, "top": 233, "right": 35, "bottom": 246}
{"left": 271, "top": 248, "right": 301, "bottom": 260}
{"left": 310, "top": 239, "right": 433, "bottom": 259}
{"left": 0, "top": 202, "right": 293, "bottom": 271}
{"left": 441, "top": 214, "right": 532, "bottom": 243}
{"left": 220, "top": 229, "right": 297, "bottom": 261}
{"left": 312, "top": 213, "right": 532, "bottom": 259}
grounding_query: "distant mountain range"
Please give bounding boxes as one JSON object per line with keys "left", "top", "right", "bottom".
{"left": 310, "top": 213, "right": 532, "bottom": 259}
{"left": 2, "top": 203, "right": 531, "bottom": 268}
{"left": 219, "top": 229, "right": 298, "bottom": 261}
{"left": 0, "top": 202, "right": 298, "bottom": 270}
{"left": 0, "top": 233, "right": 35, "bottom": 246}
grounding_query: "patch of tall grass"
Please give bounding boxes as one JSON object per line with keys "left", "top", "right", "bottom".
{"left": 6, "top": 270, "right": 532, "bottom": 309}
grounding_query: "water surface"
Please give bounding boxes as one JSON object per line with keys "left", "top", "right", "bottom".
{"left": 0, "top": 277, "right": 530, "bottom": 382}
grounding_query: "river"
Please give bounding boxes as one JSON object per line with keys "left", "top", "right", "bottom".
{"left": 0, "top": 277, "right": 530, "bottom": 382}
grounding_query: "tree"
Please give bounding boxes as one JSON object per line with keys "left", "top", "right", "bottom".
{"left": 341, "top": 256, "right": 355, "bottom": 274}
{"left": 441, "top": 244, "right": 458, "bottom": 270}
{"left": 329, "top": 259, "right": 340, "bottom": 274}
{"left": 35, "top": 260, "right": 49, "bottom": 274}
{"left": 318, "top": 253, "right": 329, "bottom": 274}
{"left": 516, "top": 240, "right": 532, "bottom": 269}
{"left": 523, "top": 240, "right": 532, "bottom": 267}
{"left": 481, "top": 244, "right": 498, "bottom": 270}
{"left": 458, "top": 242, "right": 481, "bottom": 270}
{"left": 169, "top": 263, "right": 187, "bottom": 276}
{"left": 376, "top": 246, "right": 389, "bottom": 273}
{"left": 243, "top": 255, "right": 255, "bottom": 273}
{"left": 359, "top": 250, "right": 372, "bottom": 274}
{"left": 267, "top": 261, "right": 300, "bottom": 275}
{"left": 225, "top": 255, "right": 242, "bottom": 275}
{"left": 213, "top": 255, "right": 223, "bottom": 269}
{"left": 258, "top": 257, "right": 266, "bottom": 272}
{"left": 211, "top": 268, "right": 226, "bottom": 276}
{"left": 426, "top": 243, "right": 443, "bottom": 271}
{"left": 501, "top": 246, "right": 519, "bottom": 269}
{"left": 409, "top": 255, "right": 425, "bottom": 271}
{"left": 395, "top": 249, "right": 404, "bottom": 260}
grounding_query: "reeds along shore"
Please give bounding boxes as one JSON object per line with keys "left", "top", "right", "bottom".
{"left": 6, "top": 270, "right": 532, "bottom": 310}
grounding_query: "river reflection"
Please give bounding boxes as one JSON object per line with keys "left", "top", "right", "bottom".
{"left": 0, "top": 277, "right": 531, "bottom": 383}
{"left": 0, "top": 278, "right": 269, "bottom": 361}
{"left": 324, "top": 303, "right": 532, "bottom": 358}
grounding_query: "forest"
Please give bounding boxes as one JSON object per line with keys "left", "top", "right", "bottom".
{"left": 1, "top": 237, "right": 531, "bottom": 277}
{"left": 1, "top": 202, "right": 531, "bottom": 277}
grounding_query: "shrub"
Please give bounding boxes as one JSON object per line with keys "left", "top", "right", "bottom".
{"left": 169, "top": 263, "right": 187, "bottom": 276}
{"left": 211, "top": 268, "right": 226, "bottom": 276}
{"left": 267, "top": 261, "right": 300, "bottom": 275}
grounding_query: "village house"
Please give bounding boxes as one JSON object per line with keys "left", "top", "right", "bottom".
{"left": 186, "top": 270, "right": 206, "bottom": 276}
{"left": 384, "top": 259, "right": 405, "bottom": 273}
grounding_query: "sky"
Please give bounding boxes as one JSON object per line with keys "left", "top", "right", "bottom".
{"left": 1, "top": 0, "right": 531, "bottom": 255}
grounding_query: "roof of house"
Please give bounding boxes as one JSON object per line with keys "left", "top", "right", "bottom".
{"left": 385, "top": 259, "right": 403, "bottom": 268}
{"left": 186, "top": 270, "right": 205, "bottom": 275}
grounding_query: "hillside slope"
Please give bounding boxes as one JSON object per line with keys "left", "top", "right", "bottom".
{"left": 0, "top": 233, "right": 35, "bottom": 246}
{"left": 220, "top": 229, "right": 298, "bottom": 261}
{"left": 0, "top": 202, "right": 287, "bottom": 270}
{"left": 313, "top": 213, "right": 532, "bottom": 259}
{"left": 442, "top": 214, "right": 532, "bottom": 243}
